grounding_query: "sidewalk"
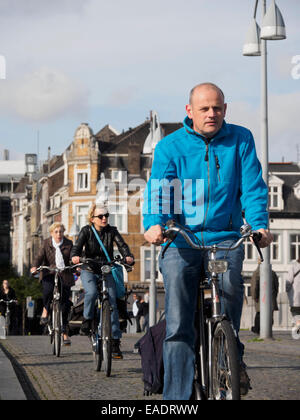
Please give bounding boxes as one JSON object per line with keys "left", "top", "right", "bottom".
{"left": 0, "top": 342, "right": 27, "bottom": 400}
{"left": 0, "top": 330, "right": 299, "bottom": 400}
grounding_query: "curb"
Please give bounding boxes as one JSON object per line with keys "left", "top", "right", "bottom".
{"left": 0, "top": 342, "right": 27, "bottom": 400}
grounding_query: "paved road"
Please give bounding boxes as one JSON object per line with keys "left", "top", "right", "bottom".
{"left": 1, "top": 330, "right": 299, "bottom": 400}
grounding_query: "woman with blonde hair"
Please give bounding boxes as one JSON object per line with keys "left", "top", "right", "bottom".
{"left": 31, "top": 222, "right": 74, "bottom": 345}
{"left": 71, "top": 203, "right": 134, "bottom": 359}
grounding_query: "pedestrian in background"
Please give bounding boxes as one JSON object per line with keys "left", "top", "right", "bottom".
{"left": 0, "top": 280, "right": 18, "bottom": 334}
{"left": 251, "top": 258, "right": 279, "bottom": 334}
{"left": 286, "top": 258, "right": 300, "bottom": 326}
{"left": 132, "top": 293, "right": 142, "bottom": 333}
{"left": 139, "top": 292, "right": 149, "bottom": 332}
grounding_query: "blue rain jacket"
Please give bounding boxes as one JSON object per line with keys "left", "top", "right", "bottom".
{"left": 143, "top": 116, "right": 268, "bottom": 247}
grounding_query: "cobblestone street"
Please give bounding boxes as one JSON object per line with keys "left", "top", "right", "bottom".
{"left": 1, "top": 331, "right": 299, "bottom": 400}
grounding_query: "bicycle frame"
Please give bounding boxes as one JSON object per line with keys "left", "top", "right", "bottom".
{"left": 92, "top": 271, "right": 111, "bottom": 351}
{"left": 48, "top": 272, "right": 62, "bottom": 337}
{"left": 194, "top": 250, "right": 226, "bottom": 400}
{"left": 163, "top": 220, "right": 263, "bottom": 400}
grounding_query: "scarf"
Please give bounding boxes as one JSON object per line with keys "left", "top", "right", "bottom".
{"left": 52, "top": 238, "right": 65, "bottom": 269}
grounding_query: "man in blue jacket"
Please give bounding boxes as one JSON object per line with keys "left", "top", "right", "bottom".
{"left": 143, "top": 83, "right": 273, "bottom": 400}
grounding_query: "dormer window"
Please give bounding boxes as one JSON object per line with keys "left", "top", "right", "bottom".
{"left": 268, "top": 175, "right": 284, "bottom": 211}
{"left": 293, "top": 181, "right": 300, "bottom": 200}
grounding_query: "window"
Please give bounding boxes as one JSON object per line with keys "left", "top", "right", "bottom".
{"left": 109, "top": 203, "right": 127, "bottom": 233}
{"left": 269, "top": 186, "right": 278, "bottom": 208}
{"left": 77, "top": 172, "right": 89, "bottom": 191}
{"left": 142, "top": 247, "right": 163, "bottom": 283}
{"left": 268, "top": 176, "right": 284, "bottom": 210}
{"left": 270, "top": 233, "right": 280, "bottom": 262}
{"left": 77, "top": 205, "right": 89, "bottom": 229}
{"left": 111, "top": 170, "right": 122, "bottom": 182}
{"left": 290, "top": 234, "right": 300, "bottom": 261}
{"left": 244, "top": 238, "right": 256, "bottom": 261}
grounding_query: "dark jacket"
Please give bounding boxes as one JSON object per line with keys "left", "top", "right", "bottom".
{"left": 33, "top": 237, "right": 74, "bottom": 287}
{"left": 0, "top": 287, "right": 17, "bottom": 301}
{"left": 70, "top": 224, "right": 134, "bottom": 273}
{"left": 251, "top": 265, "right": 279, "bottom": 312}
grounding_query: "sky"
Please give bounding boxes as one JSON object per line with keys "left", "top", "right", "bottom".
{"left": 0, "top": 0, "right": 299, "bottom": 163}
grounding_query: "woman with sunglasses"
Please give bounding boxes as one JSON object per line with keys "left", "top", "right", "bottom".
{"left": 71, "top": 203, "right": 134, "bottom": 359}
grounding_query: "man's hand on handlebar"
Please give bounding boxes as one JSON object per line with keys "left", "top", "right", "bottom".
{"left": 144, "top": 225, "right": 168, "bottom": 246}
{"left": 254, "top": 228, "right": 273, "bottom": 248}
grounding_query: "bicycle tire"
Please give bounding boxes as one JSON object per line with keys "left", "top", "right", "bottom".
{"left": 101, "top": 299, "right": 112, "bottom": 377}
{"left": 211, "top": 320, "right": 240, "bottom": 400}
{"left": 52, "top": 302, "right": 62, "bottom": 357}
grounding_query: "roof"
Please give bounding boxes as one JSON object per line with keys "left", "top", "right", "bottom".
{"left": 269, "top": 162, "right": 300, "bottom": 173}
{"left": 0, "top": 160, "right": 26, "bottom": 179}
{"left": 268, "top": 162, "right": 300, "bottom": 216}
{"left": 97, "top": 120, "right": 183, "bottom": 154}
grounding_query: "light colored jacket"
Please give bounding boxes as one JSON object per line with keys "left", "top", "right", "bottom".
{"left": 286, "top": 261, "right": 300, "bottom": 308}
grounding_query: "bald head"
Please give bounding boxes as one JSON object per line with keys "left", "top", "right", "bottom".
{"left": 189, "top": 83, "right": 225, "bottom": 105}
{"left": 186, "top": 83, "right": 227, "bottom": 138}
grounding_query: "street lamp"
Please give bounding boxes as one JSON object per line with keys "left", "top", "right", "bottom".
{"left": 243, "top": 0, "right": 286, "bottom": 339}
{"left": 69, "top": 219, "right": 80, "bottom": 241}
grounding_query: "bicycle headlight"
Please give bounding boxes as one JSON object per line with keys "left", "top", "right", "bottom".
{"left": 101, "top": 265, "right": 111, "bottom": 274}
{"left": 208, "top": 260, "right": 228, "bottom": 273}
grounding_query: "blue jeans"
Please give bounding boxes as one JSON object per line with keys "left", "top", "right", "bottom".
{"left": 80, "top": 270, "right": 122, "bottom": 340}
{"left": 159, "top": 241, "right": 245, "bottom": 400}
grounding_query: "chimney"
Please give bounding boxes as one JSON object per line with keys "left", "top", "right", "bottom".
{"left": 4, "top": 149, "right": 9, "bottom": 160}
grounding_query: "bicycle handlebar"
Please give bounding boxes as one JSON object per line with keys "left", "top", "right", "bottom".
{"left": 32, "top": 262, "right": 83, "bottom": 275}
{"left": 79, "top": 256, "right": 133, "bottom": 272}
{"left": 0, "top": 299, "right": 17, "bottom": 304}
{"left": 162, "top": 219, "right": 263, "bottom": 261}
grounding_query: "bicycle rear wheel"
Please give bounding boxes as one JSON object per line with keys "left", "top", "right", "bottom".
{"left": 211, "top": 320, "right": 240, "bottom": 400}
{"left": 101, "top": 299, "right": 112, "bottom": 377}
{"left": 52, "top": 302, "right": 62, "bottom": 357}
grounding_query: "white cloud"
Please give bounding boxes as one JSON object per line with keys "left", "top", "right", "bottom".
{"left": 226, "top": 91, "right": 300, "bottom": 162}
{"left": 0, "top": 67, "right": 89, "bottom": 122}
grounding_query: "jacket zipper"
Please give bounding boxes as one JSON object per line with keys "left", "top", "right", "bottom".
{"left": 215, "top": 155, "right": 220, "bottom": 182}
{"left": 201, "top": 139, "right": 210, "bottom": 244}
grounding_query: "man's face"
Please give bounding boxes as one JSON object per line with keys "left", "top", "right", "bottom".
{"left": 186, "top": 87, "right": 227, "bottom": 138}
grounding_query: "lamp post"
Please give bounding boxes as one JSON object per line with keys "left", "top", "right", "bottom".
{"left": 243, "top": 0, "right": 286, "bottom": 339}
{"left": 69, "top": 219, "right": 80, "bottom": 242}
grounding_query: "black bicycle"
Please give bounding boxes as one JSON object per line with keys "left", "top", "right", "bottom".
{"left": 0, "top": 299, "right": 17, "bottom": 336}
{"left": 80, "top": 256, "right": 132, "bottom": 376}
{"left": 163, "top": 220, "right": 263, "bottom": 400}
{"left": 33, "top": 264, "right": 81, "bottom": 357}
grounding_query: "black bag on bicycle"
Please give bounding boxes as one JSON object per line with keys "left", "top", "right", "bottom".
{"left": 137, "top": 319, "right": 166, "bottom": 395}
{"left": 68, "top": 293, "right": 84, "bottom": 336}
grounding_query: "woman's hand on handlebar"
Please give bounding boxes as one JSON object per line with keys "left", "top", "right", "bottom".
{"left": 30, "top": 267, "right": 37, "bottom": 274}
{"left": 72, "top": 256, "right": 80, "bottom": 265}
{"left": 144, "top": 225, "right": 168, "bottom": 246}
{"left": 125, "top": 256, "right": 134, "bottom": 265}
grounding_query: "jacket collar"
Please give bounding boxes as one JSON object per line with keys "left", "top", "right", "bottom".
{"left": 183, "top": 116, "right": 229, "bottom": 142}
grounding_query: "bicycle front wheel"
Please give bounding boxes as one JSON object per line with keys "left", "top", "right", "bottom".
{"left": 101, "top": 299, "right": 112, "bottom": 377}
{"left": 52, "top": 302, "right": 62, "bottom": 357}
{"left": 211, "top": 320, "right": 240, "bottom": 400}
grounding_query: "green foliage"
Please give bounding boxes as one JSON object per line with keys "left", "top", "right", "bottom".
{"left": 0, "top": 264, "right": 42, "bottom": 303}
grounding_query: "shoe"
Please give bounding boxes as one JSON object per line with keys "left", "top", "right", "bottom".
{"left": 80, "top": 318, "right": 91, "bottom": 336}
{"left": 240, "top": 362, "right": 252, "bottom": 396}
{"left": 112, "top": 339, "right": 123, "bottom": 359}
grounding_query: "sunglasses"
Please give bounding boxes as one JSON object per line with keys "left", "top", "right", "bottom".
{"left": 93, "top": 213, "right": 109, "bottom": 220}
